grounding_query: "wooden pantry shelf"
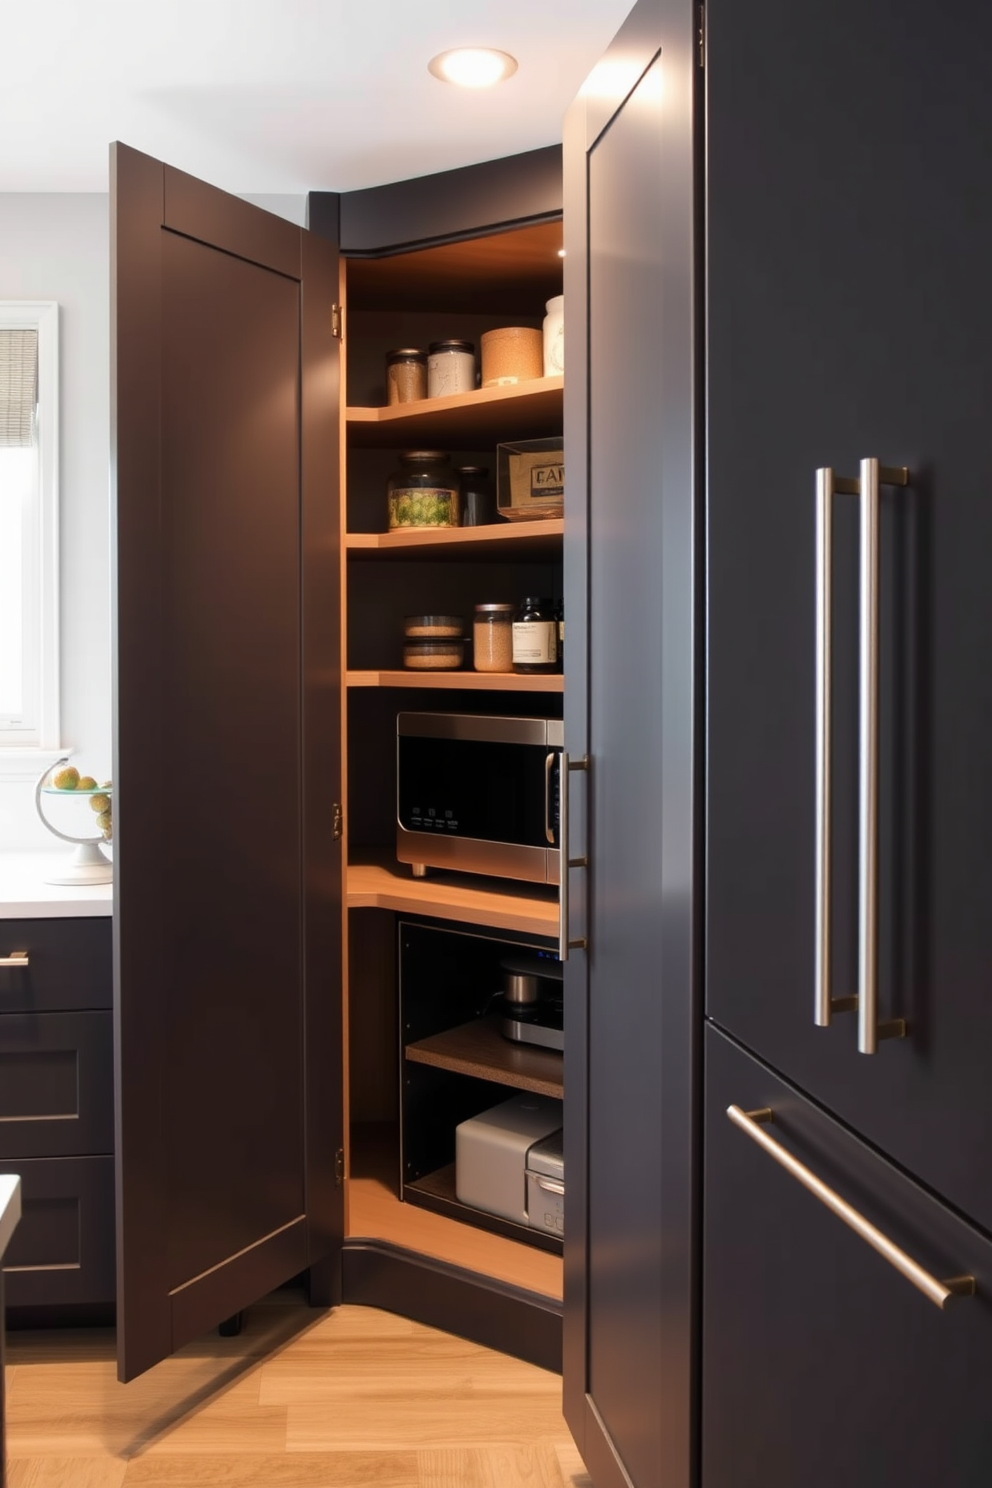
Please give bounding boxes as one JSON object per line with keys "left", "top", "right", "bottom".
{"left": 404, "top": 1162, "right": 562, "bottom": 1256}
{"left": 346, "top": 376, "right": 563, "bottom": 448}
{"left": 406, "top": 1015, "right": 563, "bottom": 1099}
{"left": 347, "top": 850, "right": 558, "bottom": 938}
{"left": 346, "top": 518, "right": 563, "bottom": 561}
{"left": 348, "top": 669, "right": 563, "bottom": 692}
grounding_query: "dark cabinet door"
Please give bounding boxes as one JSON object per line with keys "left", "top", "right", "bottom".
{"left": 562, "top": 2, "right": 701, "bottom": 1485}
{"left": 706, "top": 0, "right": 992, "bottom": 1228}
{"left": 703, "top": 1025, "right": 992, "bottom": 1488}
{"left": 111, "top": 143, "right": 343, "bottom": 1382}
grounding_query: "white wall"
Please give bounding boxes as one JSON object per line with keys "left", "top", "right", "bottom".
{"left": 0, "top": 190, "right": 307, "bottom": 852}
{"left": 0, "top": 194, "right": 111, "bottom": 850}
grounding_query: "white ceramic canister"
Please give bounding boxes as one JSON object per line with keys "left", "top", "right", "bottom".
{"left": 427, "top": 339, "right": 476, "bottom": 398}
{"left": 543, "top": 295, "right": 564, "bottom": 377}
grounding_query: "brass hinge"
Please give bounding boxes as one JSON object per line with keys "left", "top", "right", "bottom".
{"left": 331, "top": 304, "right": 343, "bottom": 339}
{"left": 335, "top": 1148, "right": 345, "bottom": 1186}
{"left": 697, "top": 5, "right": 705, "bottom": 66}
{"left": 332, "top": 802, "right": 344, "bottom": 841}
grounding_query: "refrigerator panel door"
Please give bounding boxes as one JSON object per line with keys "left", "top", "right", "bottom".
{"left": 703, "top": 1024, "right": 992, "bottom": 1488}
{"left": 706, "top": 0, "right": 992, "bottom": 1227}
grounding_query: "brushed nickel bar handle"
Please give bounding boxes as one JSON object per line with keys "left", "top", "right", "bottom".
{"left": 0, "top": 952, "right": 29, "bottom": 968}
{"left": 727, "top": 1105, "right": 975, "bottom": 1310}
{"left": 815, "top": 467, "right": 859, "bottom": 1029}
{"left": 858, "top": 458, "right": 910, "bottom": 1054}
{"left": 558, "top": 753, "right": 588, "bottom": 963}
{"left": 533, "top": 1176, "right": 566, "bottom": 1196}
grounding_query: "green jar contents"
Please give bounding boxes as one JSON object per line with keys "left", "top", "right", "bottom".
{"left": 387, "top": 451, "right": 460, "bottom": 529}
{"left": 512, "top": 596, "right": 559, "bottom": 674}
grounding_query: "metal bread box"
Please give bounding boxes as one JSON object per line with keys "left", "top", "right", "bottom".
{"left": 525, "top": 1126, "right": 564, "bottom": 1237}
{"left": 455, "top": 1093, "right": 563, "bottom": 1227}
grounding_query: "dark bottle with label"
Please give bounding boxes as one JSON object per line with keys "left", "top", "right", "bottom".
{"left": 512, "top": 597, "right": 558, "bottom": 674}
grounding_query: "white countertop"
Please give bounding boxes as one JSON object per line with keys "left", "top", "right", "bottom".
{"left": 0, "top": 854, "right": 113, "bottom": 918}
{"left": 0, "top": 1174, "right": 21, "bottom": 1261}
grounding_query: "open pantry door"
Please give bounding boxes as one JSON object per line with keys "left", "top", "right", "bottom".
{"left": 110, "top": 142, "right": 344, "bottom": 1382}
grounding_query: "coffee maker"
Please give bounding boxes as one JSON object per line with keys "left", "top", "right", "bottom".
{"left": 500, "top": 952, "right": 563, "bottom": 1052}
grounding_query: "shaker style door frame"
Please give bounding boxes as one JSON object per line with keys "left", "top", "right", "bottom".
{"left": 111, "top": 142, "right": 343, "bottom": 1382}
{"left": 562, "top": 0, "right": 704, "bottom": 1484}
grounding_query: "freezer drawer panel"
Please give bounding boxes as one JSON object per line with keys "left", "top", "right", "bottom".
{"left": 703, "top": 1024, "right": 992, "bottom": 1488}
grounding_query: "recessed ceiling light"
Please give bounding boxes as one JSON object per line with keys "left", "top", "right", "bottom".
{"left": 428, "top": 48, "right": 518, "bottom": 88}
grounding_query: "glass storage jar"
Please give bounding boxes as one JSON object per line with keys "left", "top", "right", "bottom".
{"left": 386, "top": 452, "right": 460, "bottom": 529}
{"left": 512, "top": 596, "right": 559, "bottom": 674}
{"left": 385, "top": 348, "right": 427, "bottom": 405}
{"left": 427, "top": 339, "right": 476, "bottom": 398}
{"left": 473, "top": 603, "right": 515, "bottom": 673}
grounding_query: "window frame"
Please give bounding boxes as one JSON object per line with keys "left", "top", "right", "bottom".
{"left": 0, "top": 299, "right": 60, "bottom": 768}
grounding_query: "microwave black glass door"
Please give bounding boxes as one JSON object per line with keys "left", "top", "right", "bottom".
{"left": 398, "top": 737, "right": 560, "bottom": 849}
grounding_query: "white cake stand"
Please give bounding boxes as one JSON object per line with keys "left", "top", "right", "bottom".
{"left": 35, "top": 758, "right": 114, "bottom": 885}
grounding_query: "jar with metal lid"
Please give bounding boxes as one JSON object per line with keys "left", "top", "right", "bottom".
{"left": 386, "top": 452, "right": 460, "bottom": 529}
{"left": 512, "top": 597, "right": 559, "bottom": 674}
{"left": 385, "top": 348, "right": 427, "bottom": 405}
{"left": 473, "top": 602, "right": 515, "bottom": 673}
{"left": 427, "top": 339, "right": 476, "bottom": 398}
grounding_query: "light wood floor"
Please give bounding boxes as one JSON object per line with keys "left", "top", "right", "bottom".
{"left": 5, "top": 1292, "right": 591, "bottom": 1487}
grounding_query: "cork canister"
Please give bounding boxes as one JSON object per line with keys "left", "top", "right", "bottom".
{"left": 480, "top": 326, "right": 543, "bottom": 387}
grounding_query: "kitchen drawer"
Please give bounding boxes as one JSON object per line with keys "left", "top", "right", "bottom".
{"left": 702, "top": 1025, "right": 992, "bottom": 1488}
{"left": 0, "top": 918, "right": 112, "bottom": 1013}
{"left": 0, "top": 1011, "right": 113, "bottom": 1159}
{"left": 0, "top": 1155, "right": 115, "bottom": 1308}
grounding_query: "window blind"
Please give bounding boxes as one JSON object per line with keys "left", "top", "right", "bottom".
{"left": 0, "top": 328, "right": 38, "bottom": 447}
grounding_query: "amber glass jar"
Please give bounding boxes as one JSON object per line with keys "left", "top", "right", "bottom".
{"left": 512, "top": 596, "right": 559, "bottom": 674}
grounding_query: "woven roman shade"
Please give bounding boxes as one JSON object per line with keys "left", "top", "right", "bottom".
{"left": 0, "top": 328, "right": 39, "bottom": 447}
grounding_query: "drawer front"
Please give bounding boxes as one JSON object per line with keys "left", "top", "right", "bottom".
{"left": 0, "top": 918, "right": 112, "bottom": 1013}
{"left": 0, "top": 1011, "right": 113, "bottom": 1158}
{"left": 0, "top": 1155, "right": 115, "bottom": 1308}
{"left": 703, "top": 1025, "right": 992, "bottom": 1488}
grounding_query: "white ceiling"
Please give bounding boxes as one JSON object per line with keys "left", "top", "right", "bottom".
{"left": 2, "top": 0, "right": 634, "bottom": 197}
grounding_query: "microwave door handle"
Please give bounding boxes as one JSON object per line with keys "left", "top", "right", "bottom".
{"left": 545, "top": 752, "right": 557, "bottom": 846}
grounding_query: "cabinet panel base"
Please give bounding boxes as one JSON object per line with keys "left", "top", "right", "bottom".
{"left": 341, "top": 1237, "right": 562, "bottom": 1374}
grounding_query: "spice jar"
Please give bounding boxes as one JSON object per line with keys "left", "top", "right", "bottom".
{"left": 473, "top": 603, "right": 515, "bottom": 673}
{"left": 512, "top": 597, "right": 559, "bottom": 674}
{"left": 385, "top": 348, "right": 427, "bottom": 405}
{"left": 387, "top": 452, "right": 460, "bottom": 529}
{"left": 427, "top": 340, "right": 476, "bottom": 398}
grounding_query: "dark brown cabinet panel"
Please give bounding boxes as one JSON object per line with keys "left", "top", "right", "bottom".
{"left": 112, "top": 142, "right": 343, "bottom": 1381}
{"left": 703, "top": 1026, "right": 992, "bottom": 1488}
{"left": 0, "top": 1011, "right": 113, "bottom": 1159}
{"left": 1, "top": 1156, "right": 115, "bottom": 1309}
{"left": 0, "top": 919, "right": 111, "bottom": 1013}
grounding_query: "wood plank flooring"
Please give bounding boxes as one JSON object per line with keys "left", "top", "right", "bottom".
{"left": 5, "top": 1293, "right": 590, "bottom": 1487}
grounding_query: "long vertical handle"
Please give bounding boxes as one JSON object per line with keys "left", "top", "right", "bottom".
{"left": 815, "top": 468, "right": 858, "bottom": 1027}
{"left": 815, "top": 468, "right": 836, "bottom": 1026}
{"left": 858, "top": 458, "right": 909, "bottom": 1053}
{"left": 559, "top": 752, "right": 588, "bottom": 963}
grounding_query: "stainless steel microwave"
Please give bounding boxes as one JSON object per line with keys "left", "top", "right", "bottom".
{"left": 396, "top": 712, "right": 563, "bottom": 884}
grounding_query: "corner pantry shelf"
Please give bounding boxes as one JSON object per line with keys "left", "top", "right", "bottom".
{"left": 346, "top": 375, "right": 563, "bottom": 448}
{"left": 347, "top": 851, "right": 558, "bottom": 939}
{"left": 347, "top": 669, "right": 563, "bottom": 692}
{"left": 346, "top": 519, "right": 563, "bottom": 561}
{"left": 405, "top": 1015, "right": 563, "bottom": 1100}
